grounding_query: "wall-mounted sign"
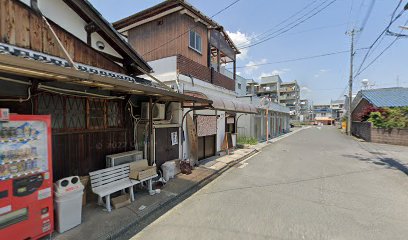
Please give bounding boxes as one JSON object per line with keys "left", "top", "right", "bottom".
{"left": 0, "top": 108, "right": 9, "bottom": 121}
{"left": 197, "top": 115, "right": 217, "bottom": 137}
{"left": 0, "top": 43, "right": 136, "bottom": 83}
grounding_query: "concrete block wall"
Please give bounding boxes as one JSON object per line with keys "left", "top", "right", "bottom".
{"left": 371, "top": 128, "right": 408, "bottom": 146}
{"left": 352, "top": 121, "right": 408, "bottom": 146}
{"left": 352, "top": 121, "right": 371, "bottom": 141}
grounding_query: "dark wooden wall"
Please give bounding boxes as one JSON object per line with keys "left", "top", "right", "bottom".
{"left": 0, "top": 0, "right": 125, "bottom": 73}
{"left": 52, "top": 129, "right": 133, "bottom": 180}
{"left": 128, "top": 12, "right": 208, "bottom": 66}
{"left": 0, "top": 83, "right": 135, "bottom": 181}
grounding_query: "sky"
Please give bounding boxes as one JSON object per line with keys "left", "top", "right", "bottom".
{"left": 89, "top": 0, "right": 408, "bottom": 104}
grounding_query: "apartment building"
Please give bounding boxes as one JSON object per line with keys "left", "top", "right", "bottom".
{"left": 255, "top": 75, "right": 300, "bottom": 120}
{"left": 113, "top": 0, "right": 258, "bottom": 163}
{"left": 330, "top": 99, "right": 345, "bottom": 121}
{"left": 257, "top": 75, "right": 282, "bottom": 102}
{"left": 299, "top": 99, "right": 311, "bottom": 122}
{"left": 279, "top": 81, "right": 300, "bottom": 119}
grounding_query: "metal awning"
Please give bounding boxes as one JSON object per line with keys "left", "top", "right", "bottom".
{"left": 0, "top": 53, "right": 212, "bottom": 105}
{"left": 184, "top": 91, "right": 257, "bottom": 114}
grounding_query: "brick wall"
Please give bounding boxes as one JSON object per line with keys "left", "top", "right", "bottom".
{"left": 212, "top": 69, "right": 235, "bottom": 91}
{"left": 371, "top": 128, "right": 408, "bottom": 146}
{"left": 352, "top": 121, "right": 408, "bottom": 146}
{"left": 177, "top": 55, "right": 235, "bottom": 91}
{"left": 177, "top": 55, "right": 211, "bottom": 83}
{"left": 352, "top": 121, "right": 371, "bottom": 141}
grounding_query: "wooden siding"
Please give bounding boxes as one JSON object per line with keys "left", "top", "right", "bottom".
{"left": 0, "top": 0, "right": 125, "bottom": 73}
{"left": 0, "top": 91, "right": 133, "bottom": 181}
{"left": 128, "top": 12, "right": 208, "bottom": 66}
{"left": 52, "top": 129, "right": 133, "bottom": 180}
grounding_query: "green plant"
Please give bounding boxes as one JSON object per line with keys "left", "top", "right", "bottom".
{"left": 368, "top": 112, "right": 386, "bottom": 128}
{"left": 367, "top": 107, "right": 408, "bottom": 129}
{"left": 237, "top": 136, "right": 258, "bottom": 145}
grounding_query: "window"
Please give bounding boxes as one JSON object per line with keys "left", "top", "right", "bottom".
{"left": 36, "top": 93, "right": 123, "bottom": 132}
{"left": 189, "top": 30, "right": 202, "bottom": 53}
{"left": 238, "top": 83, "right": 242, "bottom": 90}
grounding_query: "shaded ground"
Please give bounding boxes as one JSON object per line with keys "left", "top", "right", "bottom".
{"left": 131, "top": 126, "right": 408, "bottom": 240}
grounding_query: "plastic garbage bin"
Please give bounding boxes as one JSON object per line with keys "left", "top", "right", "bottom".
{"left": 54, "top": 176, "right": 84, "bottom": 233}
{"left": 161, "top": 161, "right": 176, "bottom": 182}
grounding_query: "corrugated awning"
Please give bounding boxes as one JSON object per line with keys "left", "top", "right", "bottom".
{"left": 184, "top": 91, "right": 257, "bottom": 114}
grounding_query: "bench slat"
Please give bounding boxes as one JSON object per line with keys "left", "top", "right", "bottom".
{"left": 89, "top": 164, "right": 129, "bottom": 176}
{"left": 91, "top": 173, "right": 130, "bottom": 188}
{"left": 90, "top": 169, "right": 129, "bottom": 183}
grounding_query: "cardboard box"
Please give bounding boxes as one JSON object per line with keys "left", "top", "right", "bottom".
{"left": 111, "top": 194, "right": 131, "bottom": 209}
{"left": 137, "top": 166, "right": 157, "bottom": 180}
{"left": 129, "top": 160, "right": 157, "bottom": 180}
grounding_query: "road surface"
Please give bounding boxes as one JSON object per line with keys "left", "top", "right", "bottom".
{"left": 131, "top": 126, "right": 408, "bottom": 240}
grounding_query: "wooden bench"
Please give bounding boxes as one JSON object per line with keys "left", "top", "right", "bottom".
{"left": 89, "top": 164, "right": 140, "bottom": 212}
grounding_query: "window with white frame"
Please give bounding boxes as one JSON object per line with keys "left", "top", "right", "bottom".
{"left": 189, "top": 30, "right": 202, "bottom": 53}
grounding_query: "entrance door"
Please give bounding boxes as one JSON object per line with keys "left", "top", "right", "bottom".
{"left": 196, "top": 115, "right": 217, "bottom": 161}
{"left": 198, "top": 135, "right": 216, "bottom": 160}
{"left": 155, "top": 127, "right": 179, "bottom": 168}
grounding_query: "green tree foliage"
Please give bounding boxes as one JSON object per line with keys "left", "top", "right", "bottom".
{"left": 367, "top": 107, "right": 408, "bottom": 129}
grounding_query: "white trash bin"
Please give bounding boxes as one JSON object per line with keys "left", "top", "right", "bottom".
{"left": 161, "top": 161, "right": 176, "bottom": 182}
{"left": 54, "top": 176, "right": 84, "bottom": 233}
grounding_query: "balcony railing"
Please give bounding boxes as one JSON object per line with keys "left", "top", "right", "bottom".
{"left": 177, "top": 55, "right": 235, "bottom": 91}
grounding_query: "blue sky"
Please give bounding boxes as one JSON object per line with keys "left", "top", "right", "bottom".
{"left": 89, "top": 0, "right": 408, "bottom": 104}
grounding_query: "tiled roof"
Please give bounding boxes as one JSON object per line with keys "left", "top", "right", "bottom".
{"left": 361, "top": 87, "right": 408, "bottom": 107}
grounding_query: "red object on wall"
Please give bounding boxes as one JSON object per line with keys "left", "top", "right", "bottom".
{"left": 0, "top": 115, "right": 54, "bottom": 240}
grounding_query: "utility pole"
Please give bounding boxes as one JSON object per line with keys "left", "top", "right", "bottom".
{"left": 346, "top": 29, "right": 356, "bottom": 136}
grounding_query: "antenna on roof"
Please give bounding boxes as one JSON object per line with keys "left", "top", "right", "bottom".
{"left": 362, "top": 79, "right": 369, "bottom": 90}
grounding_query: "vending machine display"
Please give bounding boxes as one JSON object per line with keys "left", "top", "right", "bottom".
{"left": 0, "top": 115, "right": 53, "bottom": 240}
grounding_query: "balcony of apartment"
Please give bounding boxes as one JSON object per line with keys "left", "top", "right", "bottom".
{"left": 257, "top": 86, "right": 278, "bottom": 94}
{"left": 280, "top": 94, "right": 297, "bottom": 101}
{"left": 177, "top": 55, "right": 235, "bottom": 91}
{"left": 280, "top": 86, "right": 298, "bottom": 93}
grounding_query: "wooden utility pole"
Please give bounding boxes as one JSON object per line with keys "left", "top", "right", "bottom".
{"left": 347, "top": 29, "right": 356, "bottom": 136}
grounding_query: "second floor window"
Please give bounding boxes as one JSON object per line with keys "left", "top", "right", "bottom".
{"left": 189, "top": 30, "right": 202, "bottom": 53}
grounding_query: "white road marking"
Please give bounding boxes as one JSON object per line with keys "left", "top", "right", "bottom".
{"left": 238, "top": 163, "right": 248, "bottom": 169}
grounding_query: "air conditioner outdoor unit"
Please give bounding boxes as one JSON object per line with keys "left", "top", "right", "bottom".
{"left": 141, "top": 103, "right": 165, "bottom": 120}
{"left": 106, "top": 150, "right": 143, "bottom": 167}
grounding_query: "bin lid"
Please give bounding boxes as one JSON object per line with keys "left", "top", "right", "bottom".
{"left": 54, "top": 176, "right": 84, "bottom": 197}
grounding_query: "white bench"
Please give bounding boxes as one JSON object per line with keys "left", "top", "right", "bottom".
{"left": 89, "top": 164, "right": 157, "bottom": 212}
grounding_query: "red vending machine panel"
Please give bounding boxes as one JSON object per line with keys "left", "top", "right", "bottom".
{"left": 0, "top": 115, "right": 53, "bottom": 240}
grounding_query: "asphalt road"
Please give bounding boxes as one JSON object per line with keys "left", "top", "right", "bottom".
{"left": 130, "top": 126, "right": 408, "bottom": 240}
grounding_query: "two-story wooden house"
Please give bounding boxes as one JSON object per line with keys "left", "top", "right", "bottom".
{"left": 114, "top": 0, "right": 257, "bottom": 163}
{"left": 0, "top": 0, "right": 210, "bottom": 181}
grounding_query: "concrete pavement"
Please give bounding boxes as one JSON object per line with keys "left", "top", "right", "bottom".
{"left": 130, "top": 126, "right": 408, "bottom": 240}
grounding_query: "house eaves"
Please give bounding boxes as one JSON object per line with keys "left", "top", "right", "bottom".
{"left": 64, "top": 0, "right": 152, "bottom": 74}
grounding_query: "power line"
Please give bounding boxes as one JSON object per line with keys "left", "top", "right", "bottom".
{"left": 236, "top": 0, "right": 322, "bottom": 47}
{"left": 239, "top": 0, "right": 333, "bottom": 49}
{"left": 354, "top": 0, "right": 377, "bottom": 44}
{"left": 234, "top": 48, "right": 367, "bottom": 69}
{"left": 142, "top": 0, "right": 241, "bottom": 57}
{"left": 239, "top": 0, "right": 338, "bottom": 50}
{"left": 353, "top": 0, "right": 405, "bottom": 77}
{"left": 354, "top": 18, "right": 408, "bottom": 78}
